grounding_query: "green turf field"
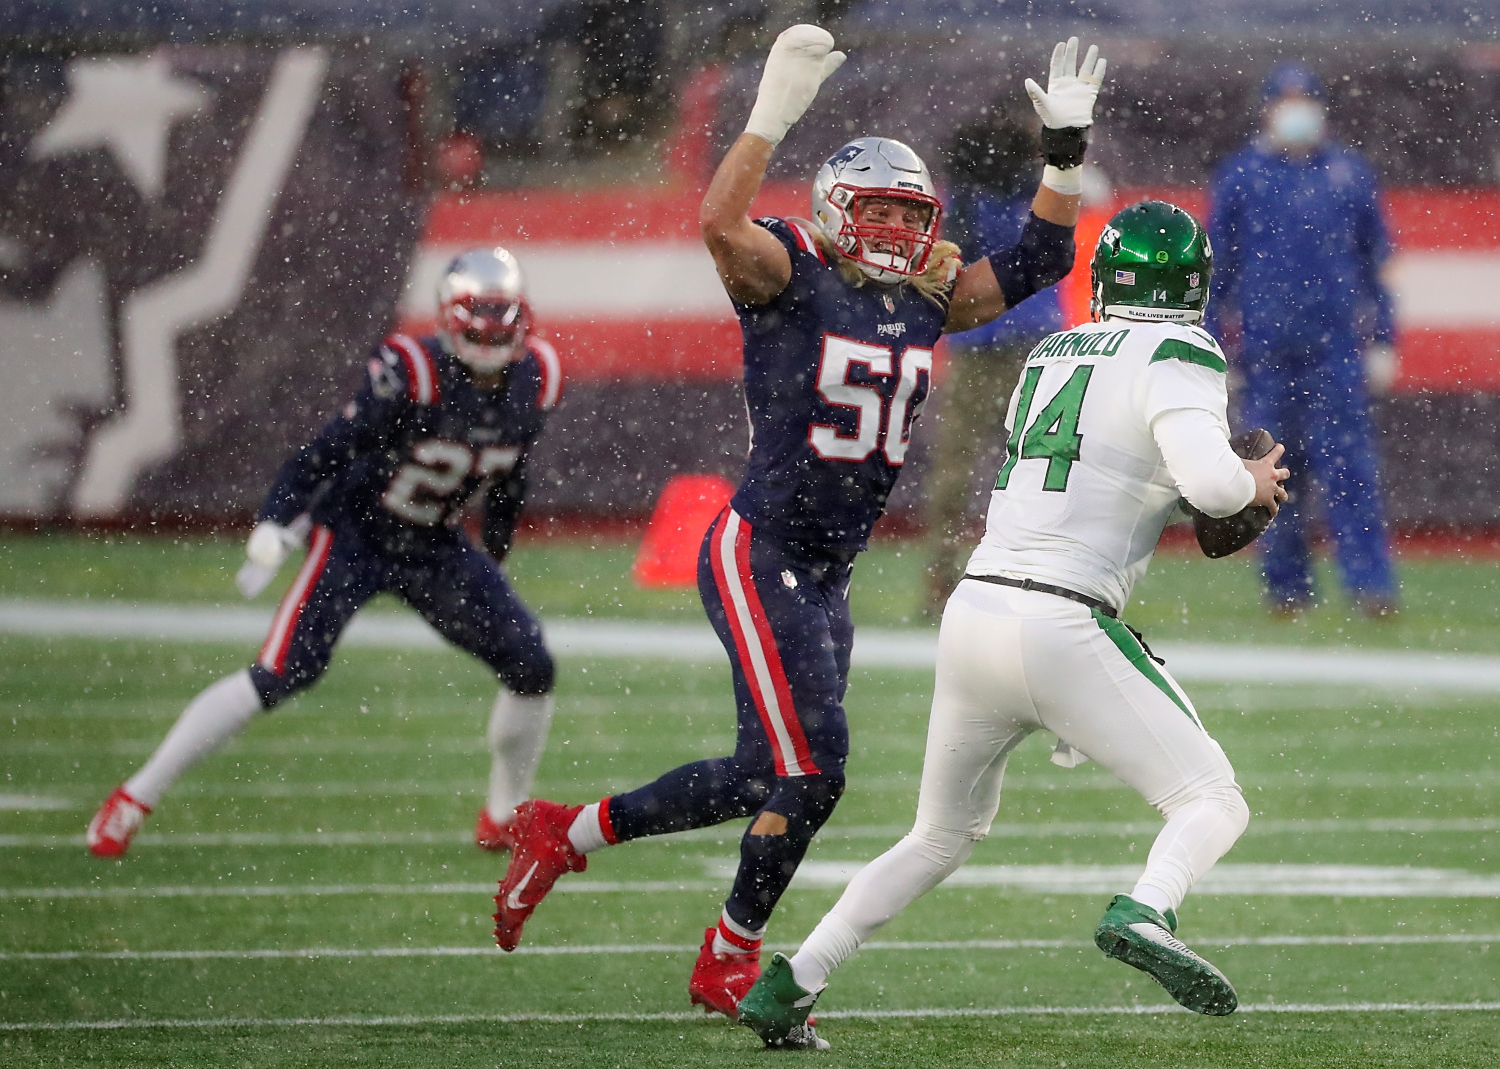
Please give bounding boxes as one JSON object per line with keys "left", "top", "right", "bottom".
{"left": 3, "top": 533, "right": 1500, "bottom": 1067}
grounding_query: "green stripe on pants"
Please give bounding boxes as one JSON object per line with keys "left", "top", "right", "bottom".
{"left": 1090, "top": 607, "right": 1195, "bottom": 721}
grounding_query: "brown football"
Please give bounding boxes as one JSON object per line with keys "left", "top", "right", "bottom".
{"left": 1187, "top": 428, "right": 1277, "bottom": 559}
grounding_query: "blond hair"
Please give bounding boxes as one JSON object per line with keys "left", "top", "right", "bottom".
{"left": 806, "top": 223, "right": 962, "bottom": 310}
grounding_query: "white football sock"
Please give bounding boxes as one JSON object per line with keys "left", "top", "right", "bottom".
{"left": 124, "top": 670, "right": 264, "bottom": 808}
{"left": 789, "top": 822, "right": 975, "bottom": 991}
{"left": 1129, "top": 884, "right": 1176, "bottom": 917}
{"left": 567, "top": 802, "right": 610, "bottom": 854}
{"left": 486, "top": 690, "right": 554, "bottom": 818}
{"left": 711, "top": 909, "right": 765, "bottom": 956}
{"left": 1131, "top": 786, "right": 1250, "bottom": 914}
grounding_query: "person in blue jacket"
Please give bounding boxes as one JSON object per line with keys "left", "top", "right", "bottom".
{"left": 1208, "top": 64, "right": 1398, "bottom": 615}
{"left": 921, "top": 110, "right": 1063, "bottom": 615}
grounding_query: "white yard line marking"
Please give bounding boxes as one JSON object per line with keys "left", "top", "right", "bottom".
{"left": 0, "top": 880, "right": 723, "bottom": 901}
{"left": 6, "top": 1001, "right": 1500, "bottom": 1032}
{"left": 8, "top": 815, "right": 1500, "bottom": 851}
{"left": 707, "top": 861, "right": 1500, "bottom": 898}
{"left": 4, "top": 932, "right": 1495, "bottom": 963}
{"left": 0, "top": 794, "right": 74, "bottom": 810}
{"left": 11, "top": 863, "right": 1500, "bottom": 901}
{"left": 7, "top": 599, "right": 1500, "bottom": 691}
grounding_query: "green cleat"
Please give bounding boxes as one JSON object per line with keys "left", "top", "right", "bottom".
{"left": 736, "top": 953, "right": 830, "bottom": 1050}
{"left": 1094, "top": 894, "right": 1238, "bottom": 1016}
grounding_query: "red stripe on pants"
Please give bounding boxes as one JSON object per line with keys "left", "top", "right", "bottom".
{"left": 708, "top": 508, "right": 817, "bottom": 777}
{"left": 257, "top": 526, "right": 334, "bottom": 676}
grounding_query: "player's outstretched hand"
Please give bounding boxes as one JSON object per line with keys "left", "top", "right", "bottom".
{"left": 246, "top": 521, "right": 300, "bottom": 570}
{"left": 1246, "top": 441, "right": 1290, "bottom": 517}
{"left": 1025, "top": 37, "right": 1106, "bottom": 129}
{"left": 236, "top": 520, "right": 304, "bottom": 599}
{"left": 744, "top": 24, "right": 847, "bottom": 147}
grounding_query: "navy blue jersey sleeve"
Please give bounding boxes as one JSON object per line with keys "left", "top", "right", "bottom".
{"left": 742, "top": 217, "right": 828, "bottom": 298}
{"left": 754, "top": 216, "right": 814, "bottom": 254}
{"left": 256, "top": 347, "right": 411, "bottom": 524}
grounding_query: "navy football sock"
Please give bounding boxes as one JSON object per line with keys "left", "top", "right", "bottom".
{"left": 725, "top": 773, "right": 845, "bottom": 932}
{"left": 606, "top": 757, "right": 773, "bottom": 842}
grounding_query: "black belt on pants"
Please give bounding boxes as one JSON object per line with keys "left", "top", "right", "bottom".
{"left": 963, "top": 574, "right": 1118, "bottom": 619}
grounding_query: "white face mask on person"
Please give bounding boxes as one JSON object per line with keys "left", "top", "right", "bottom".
{"left": 1266, "top": 98, "right": 1326, "bottom": 150}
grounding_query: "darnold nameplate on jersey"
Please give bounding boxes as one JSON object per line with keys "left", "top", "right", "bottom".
{"left": 1028, "top": 329, "right": 1131, "bottom": 361}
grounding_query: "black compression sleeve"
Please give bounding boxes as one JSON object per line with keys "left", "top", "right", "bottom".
{"left": 986, "top": 212, "right": 1076, "bottom": 310}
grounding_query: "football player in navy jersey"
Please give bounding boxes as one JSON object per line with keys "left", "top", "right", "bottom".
{"left": 494, "top": 26, "right": 1106, "bottom": 1033}
{"left": 87, "top": 248, "right": 563, "bottom": 858}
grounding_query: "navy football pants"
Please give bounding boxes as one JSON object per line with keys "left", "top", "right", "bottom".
{"left": 1240, "top": 329, "right": 1397, "bottom": 605}
{"left": 605, "top": 507, "right": 853, "bottom": 931}
{"left": 248, "top": 523, "right": 553, "bottom": 707}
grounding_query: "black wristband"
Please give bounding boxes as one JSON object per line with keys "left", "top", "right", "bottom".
{"left": 986, "top": 213, "right": 1076, "bottom": 310}
{"left": 1039, "top": 125, "right": 1090, "bottom": 169}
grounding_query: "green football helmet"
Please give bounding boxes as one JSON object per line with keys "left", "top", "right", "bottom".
{"left": 1091, "top": 200, "right": 1212, "bottom": 324}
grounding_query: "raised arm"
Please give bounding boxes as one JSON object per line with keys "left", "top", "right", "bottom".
{"left": 699, "top": 25, "right": 845, "bottom": 306}
{"left": 945, "top": 39, "right": 1104, "bottom": 333}
{"left": 700, "top": 135, "right": 792, "bottom": 305}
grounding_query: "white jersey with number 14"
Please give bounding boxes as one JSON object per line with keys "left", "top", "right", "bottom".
{"left": 965, "top": 319, "right": 1232, "bottom": 613}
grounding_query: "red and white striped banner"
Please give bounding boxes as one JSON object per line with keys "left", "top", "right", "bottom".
{"left": 398, "top": 185, "right": 1500, "bottom": 393}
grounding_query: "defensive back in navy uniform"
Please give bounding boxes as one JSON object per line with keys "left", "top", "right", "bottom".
{"left": 261, "top": 331, "right": 560, "bottom": 548}
{"left": 87, "top": 246, "right": 564, "bottom": 863}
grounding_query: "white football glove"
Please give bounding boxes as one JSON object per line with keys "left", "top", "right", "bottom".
{"left": 236, "top": 518, "right": 308, "bottom": 599}
{"left": 1025, "top": 37, "right": 1107, "bottom": 129}
{"left": 744, "top": 24, "right": 847, "bottom": 147}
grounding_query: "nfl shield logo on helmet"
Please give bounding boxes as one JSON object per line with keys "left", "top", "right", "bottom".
{"left": 1115, "top": 270, "right": 1136, "bottom": 285}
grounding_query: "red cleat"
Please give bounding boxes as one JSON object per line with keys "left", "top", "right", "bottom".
{"left": 493, "top": 799, "right": 586, "bottom": 951}
{"left": 86, "top": 787, "right": 151, "bottom": 858}
{"left": 688, "top": 927, "right": 761, "bottom": 1019}
{"left": 474, "top": 807, "right": 518, "bottom": 852}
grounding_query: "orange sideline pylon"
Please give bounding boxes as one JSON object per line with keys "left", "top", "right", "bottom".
{"left": 633, "top": 474, "right": 736, "bottom": 589}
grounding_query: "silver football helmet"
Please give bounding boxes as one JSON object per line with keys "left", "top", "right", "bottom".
{"left": 437, "top": 246, "right": 530, "bottom": 371}
{"left": 810, "top": 137, "right": 943, "bottom": 283}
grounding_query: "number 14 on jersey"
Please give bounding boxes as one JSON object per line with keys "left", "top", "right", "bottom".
{"left": 996, "top": 364, "right": 1096, "bottom": 492}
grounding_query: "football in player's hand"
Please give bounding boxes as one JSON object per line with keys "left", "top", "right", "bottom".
{"left": 1189, "top": 428, "right": 1277, "bottom": 559}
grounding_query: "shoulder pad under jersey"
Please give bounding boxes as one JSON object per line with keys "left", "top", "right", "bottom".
{"left": 755, "top": 216, "right": 828, "bottom": 265}
{"left": 376, "top": 333, "right": 442, "bottom": 404}
{"left": 527, "top": 335, "right": 562, "bottom": 412}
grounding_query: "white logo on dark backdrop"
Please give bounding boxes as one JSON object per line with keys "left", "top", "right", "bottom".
{"left": 0, "top": 48, "right": 327, "bottom": 516}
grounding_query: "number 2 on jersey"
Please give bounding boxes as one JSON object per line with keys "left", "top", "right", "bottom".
{"left": 995, "top": 364, "right": 1095, "bottom": 492}
{"left": 382, "top": 440, "right": 521, "bottom": 525}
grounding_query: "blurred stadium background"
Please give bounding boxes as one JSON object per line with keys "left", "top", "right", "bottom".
{"left": 2, "top": 0, "right": 1498, "bottom": 532}
{"left": 5, "top": 3, "right": 1500, "bottom": 1066}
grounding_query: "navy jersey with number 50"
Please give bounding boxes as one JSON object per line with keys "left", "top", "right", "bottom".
{"left": 729, "top": 217, "right": 949, "bottom": 551}
{"left": 257, "top": 333, "right": 561, "bottom": 560}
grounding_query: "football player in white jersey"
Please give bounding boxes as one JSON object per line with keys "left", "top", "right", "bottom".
{"left": 737, "top": 200, "right": 1291, "bottom": 1046}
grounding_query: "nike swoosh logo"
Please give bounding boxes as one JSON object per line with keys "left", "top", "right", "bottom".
{"left": 505, "top": 861, "right": 539, "bottom": 911}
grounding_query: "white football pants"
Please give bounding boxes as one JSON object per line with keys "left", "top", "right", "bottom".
{"left": 790, "top": 579, "right": 1249, "bottom": 992}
